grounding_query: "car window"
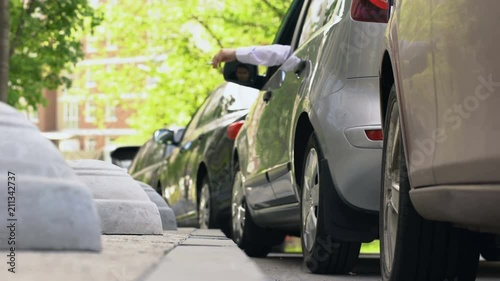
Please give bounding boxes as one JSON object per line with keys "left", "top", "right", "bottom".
{"left": 145, "top": 141, "right": 165, "bottom": 166}
{"left": 221, "top": 83, "right": 260, "bottom": 114}
{"left": 198, "top": 85, "right": 225, "bottom": 126}
{"left": 265, "top": 0, "right": 306, "bottom": 80}
{"left": 298, "top": 0, "right": 340, "bottom": 46}
{"left": 129, "top": 139, "right": 152, "bottom": 173}
{"left": 181, "top": 97, "right": 211, "bottom": 142}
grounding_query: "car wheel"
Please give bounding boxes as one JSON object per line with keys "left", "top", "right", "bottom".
{"left": 198, "top": 177, "right": 216, "bottom": 229}
{"left": 300, "top": 133, "right": 361, "bottom": 274}
{"left": 380, "top": 85, "right": 480, "bottom": 281}
{"left": 231, "top": 160, "right": 284, "bottom": 257}
{"left": 480, "top": 234, "right": 500, "bottom": 261}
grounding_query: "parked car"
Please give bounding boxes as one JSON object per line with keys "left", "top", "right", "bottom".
{"left": 228, "top": 0, "right": 388, "bottom": 273}
{"left": 99, "top": 145, "right": 140, "bottom": 170}
{"left": 379, "top": 0, "right": 500, "bottom": 280}
{"left": 157, "top": 81, "right": 259, "bottom": 235}
{"left": 128, "top": 127, "right": 185, "bottom": 193}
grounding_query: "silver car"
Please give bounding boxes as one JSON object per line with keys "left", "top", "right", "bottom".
{"left": 229, "top": 0, "right": 389, "bottom": 274}
{"left": 379, "top": 0, "right": 500, "bottom": 280}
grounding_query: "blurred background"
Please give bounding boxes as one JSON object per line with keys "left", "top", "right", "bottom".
{"left": 0, "top": 0, "right": 290, "bottom": 158}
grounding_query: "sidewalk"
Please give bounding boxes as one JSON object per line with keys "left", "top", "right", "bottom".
{"left": 0, "top": 228, "right": 266, "bottom": 281}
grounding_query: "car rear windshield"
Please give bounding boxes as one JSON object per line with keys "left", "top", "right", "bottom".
{"left": 224, "top": 82, "right": 260, "bottom": 112}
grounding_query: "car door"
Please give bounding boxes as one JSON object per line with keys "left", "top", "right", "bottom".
{"left": 261, "top": 0, "right": 344, "bottom": 203}
{"left": 179, "top": 85, "right": 227, "bottom": 219}
{"left": 241, "top": 0, "right": 305, "bottom": 208}
{"left": 160, "top": 100, "right": 209, "bottom": 226}
{"left": 142, "top": 140, "right": 169, "bottom": 189}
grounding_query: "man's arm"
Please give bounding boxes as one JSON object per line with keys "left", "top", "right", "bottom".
{"left": 211, "top": 44, "right": 292, "bottom": 68}
{"left": 235, "top": 45, "right": 292, "bottom": 66}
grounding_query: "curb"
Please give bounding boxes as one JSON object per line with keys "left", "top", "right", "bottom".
{"left": 143, "top": 229, "right": 266, "bottom": 281}
{"left": 0, "top": 228, "right": 266, "bottom": 281}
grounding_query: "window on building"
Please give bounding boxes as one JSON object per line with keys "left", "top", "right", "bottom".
{"left": 105, "top": 102, "right": 117, "bottom": 122}
{"left": 85, "top": 99, "right": 96, "bottom": 123}
{"left": 63, "top": 101, "right": 79, "bottom": 129}
{"left": 85, "top": 138, "right": 97, "bottom": 151}
{"left": 86, "top": 36, "right": 97, "bottom": 53}
{"left": 86, "top": 67, "right": 96, "bottom": 88}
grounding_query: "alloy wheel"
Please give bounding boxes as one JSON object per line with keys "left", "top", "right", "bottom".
{"left": 301, "top": 148, "right": 320, "bottom": 253}
{"left": 198, "top": 184, "right": 211, "bottom": 229}
{"left": 382, "top": 100, "right": 401, "bottom": 274}
{"left": 232, "top": 170, "right": 245, "bottom": 244}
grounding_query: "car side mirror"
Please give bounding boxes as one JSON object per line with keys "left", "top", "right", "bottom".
{"left": 223, "top": 61, "right": 264, "bottom": 90}
{"left": 153, "top": 129, "right": 175, "bottom": 144}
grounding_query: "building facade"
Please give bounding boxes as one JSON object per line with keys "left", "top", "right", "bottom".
{"left": 26, "top": 0, "right": 144, "bottom": 158}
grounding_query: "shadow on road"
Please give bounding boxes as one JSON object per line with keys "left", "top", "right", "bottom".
{"left": 253, "top": 253, "right": 500, "bottom": 281}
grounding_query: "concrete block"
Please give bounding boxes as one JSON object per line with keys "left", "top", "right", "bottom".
{"left": 68, "top": 160, "right": 162, "bottom": 235}
{"left": 0, "top": 102, "right": 102, "bottom": 251}
{"left": 136, "top": 181, "right": 177, "bottom": 230}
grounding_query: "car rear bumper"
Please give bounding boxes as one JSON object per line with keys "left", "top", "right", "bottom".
{"left": 411, "top": 184, "right": 500, "bottom": 234}
{"left": 313, "top": 77, "right": 382, "bottom": 212}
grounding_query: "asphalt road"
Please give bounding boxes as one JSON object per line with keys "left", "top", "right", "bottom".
{"left": 252, "top": 253, "right": 500, "bottom": 281}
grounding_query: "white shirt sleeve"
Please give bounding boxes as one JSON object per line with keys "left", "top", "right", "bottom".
{"left": 235, "top": 44, "right": 293, "bottom": 66}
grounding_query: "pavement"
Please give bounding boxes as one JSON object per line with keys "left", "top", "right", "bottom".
{"left": 0, "top": 228, "right": 267, "bottom": 281}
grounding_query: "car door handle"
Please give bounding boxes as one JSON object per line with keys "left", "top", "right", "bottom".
{"left": 294, "top": 61, "right": 307, "bottom": 77}
{"left": 263, "top": 91, "right": 272, "bottom": 102}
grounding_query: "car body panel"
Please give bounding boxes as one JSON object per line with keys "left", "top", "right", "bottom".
{"left": 383, "top": 0, "right": 500, "bottom": 231}
{"left": 388, "top": 0, "right": 500, "bottom": 188}
{"left": 430, "top": 1, "right": 500, "bottom": 185}
{"left": 386, "top": 0, "right": 437, "bottom": 188}
{"left": 159, "top": 82, "right": 259, "bottom": 227}
{"left": 129, "top": 139, "right": 175, "bottom": 189}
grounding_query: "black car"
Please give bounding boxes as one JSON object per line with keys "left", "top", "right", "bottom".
{"left": 128, "top": 127, "right": 185, "bottom": 193}
{"left": 156, "top": 81, "right": 259, "bottom": 235}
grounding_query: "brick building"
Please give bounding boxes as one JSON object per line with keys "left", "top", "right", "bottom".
{"left": 26, "top": 0, "right": 143, "bottom": 157}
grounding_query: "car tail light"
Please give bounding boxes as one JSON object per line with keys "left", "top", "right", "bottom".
{"left": 365, "top": 129, "right": 383, "bottom": 141}
{"left": 351, "top": 0, "right": 389, "bottom": 23}
{"left": 227, "top": 121, "right": 244, "bottom": 140}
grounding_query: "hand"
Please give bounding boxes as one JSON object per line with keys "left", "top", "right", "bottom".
{"left": 211, "top": 48, "right": 237, "bottom": 68}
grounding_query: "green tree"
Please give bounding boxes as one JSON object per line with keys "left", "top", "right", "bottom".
{"left": 77, "top": 0, "right": 291, "bottom": 143}
{"left": 7, "top": 0, "right": 101, "bottom": 109}
{"left": 0, "top": 0, "right": 9, "bottom": 103}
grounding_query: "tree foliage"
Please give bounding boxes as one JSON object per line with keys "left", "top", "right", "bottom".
{"left": 76, "top": 0, "right": 291, "bottom": 143}
{"left": 7, "top": 0, "right": 101, "bottom": 108}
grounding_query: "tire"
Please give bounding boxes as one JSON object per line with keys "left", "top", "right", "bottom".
{"left": 198, "top": 176, "right": 217, "bottom": 229}
{"left": 300, "top": 133, "right": 361, "bottom": 274}
{"left": 480, "top": 234, "right": 500, "bottom": 261}
{"left": 231, "top": 160, "right": 284, "bottom": 257}
{"left": 380, "top": 85, "right": 480, "bottom": 281}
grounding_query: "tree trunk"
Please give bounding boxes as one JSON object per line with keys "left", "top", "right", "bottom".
{"left": 0, "top": 0, "right": 9, "bottom": 104}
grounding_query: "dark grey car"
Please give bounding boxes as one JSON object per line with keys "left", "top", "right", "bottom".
{"left": 128, "top": 128, "right": 184, "bottom": 193}
{"left": 157, "top": 82, "right": 259, "bottom": 236}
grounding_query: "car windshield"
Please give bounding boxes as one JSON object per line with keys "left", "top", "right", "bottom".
{"left": 224, "top": 82, "right": 260, "bottom": 112}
